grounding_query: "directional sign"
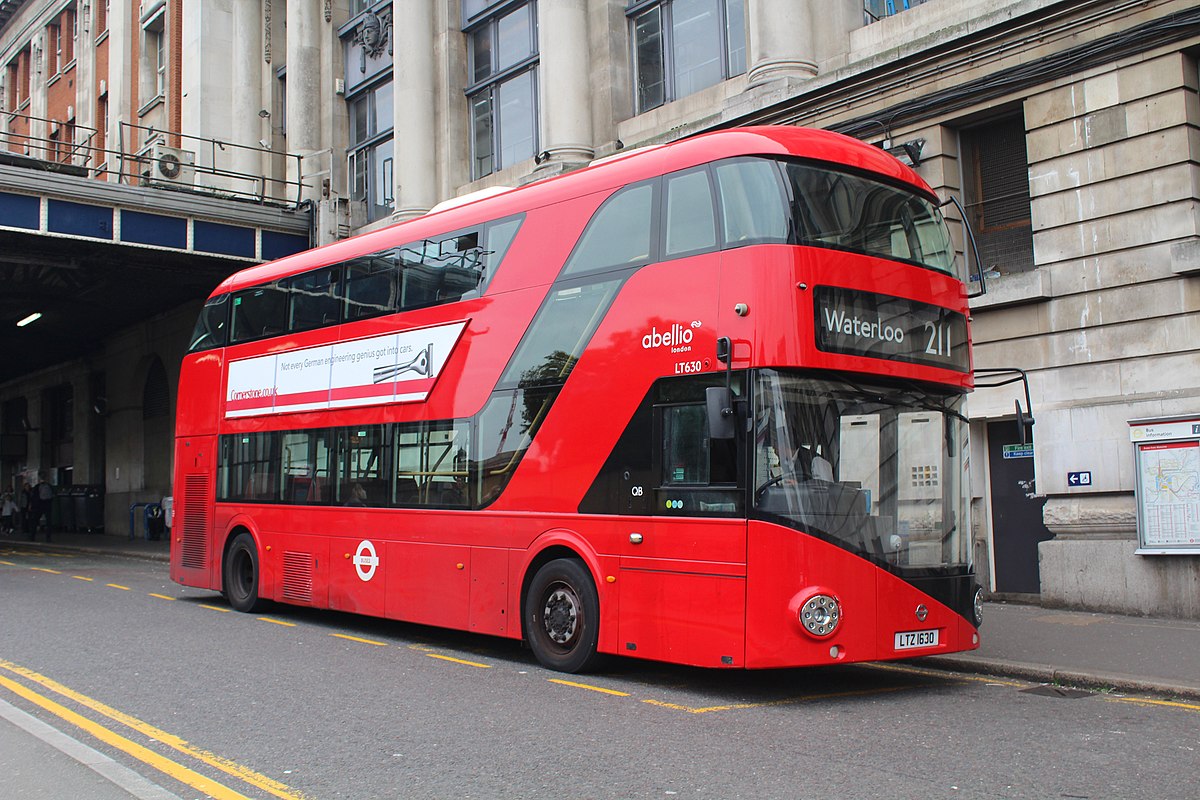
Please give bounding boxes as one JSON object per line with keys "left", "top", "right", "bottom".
{"left": 1067, "top": 471, "right": 1092, "bottom": 487}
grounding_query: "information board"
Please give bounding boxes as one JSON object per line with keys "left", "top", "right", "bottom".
{"left": 1129, "top": 417, "right": 1200, "bottom": 554}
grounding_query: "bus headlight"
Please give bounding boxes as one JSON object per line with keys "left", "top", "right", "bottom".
{"left": 973, "top": 586, "right": 984, "bottom": 627}
{"left": 799, "top": 594, "right": 841, "bottom": 638}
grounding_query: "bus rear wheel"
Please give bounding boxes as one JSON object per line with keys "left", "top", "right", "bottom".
{"left": 526, "top": 558, "right": 601, "bottom": 673}
{"left": 223, "top": 532, "right": 264, "bottom": 613}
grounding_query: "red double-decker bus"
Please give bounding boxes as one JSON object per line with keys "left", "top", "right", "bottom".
{"left": 171, "top": 126, "right": 984, "bottom": 672}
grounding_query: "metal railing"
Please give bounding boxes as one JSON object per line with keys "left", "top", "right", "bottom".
{"left": 0, "top": 109, "right": 306, "bottom": 208}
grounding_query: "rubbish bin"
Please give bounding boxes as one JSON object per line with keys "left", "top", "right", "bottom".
{"left": 68, "top": 486, "right": 88, "bottom": 532}
{"left": 52, "top": 490, "right": 74, "bottom": 531}
{"left": 74, "top": 486, "right": 105, "bottom": 533}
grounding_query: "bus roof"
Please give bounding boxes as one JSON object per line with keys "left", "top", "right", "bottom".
{"left": 213, "top": 126, "right": 934, "bottom": 297}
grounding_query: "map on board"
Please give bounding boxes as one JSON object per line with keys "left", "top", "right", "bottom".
{"left": 1137, "top": 441, "right": 1200, "bottom": 547}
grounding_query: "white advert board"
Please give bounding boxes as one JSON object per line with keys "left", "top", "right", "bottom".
{"left": 225, "top": 321, "right": 467, "bottom": 419}
{"left": 1129, "top": 416, "right": 1200, "bottom": 555}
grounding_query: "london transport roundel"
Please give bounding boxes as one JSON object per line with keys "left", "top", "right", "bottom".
{"left": 353, "top": 540, "right": 379, "bottom": 582}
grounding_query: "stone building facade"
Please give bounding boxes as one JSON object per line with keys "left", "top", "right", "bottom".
{"left": 2, "top": 0, "right": 1197, "bottom": 615}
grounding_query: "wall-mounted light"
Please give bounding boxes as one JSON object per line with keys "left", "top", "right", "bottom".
{"left": 16, "top": 312, "right": 42, "bottom": 328}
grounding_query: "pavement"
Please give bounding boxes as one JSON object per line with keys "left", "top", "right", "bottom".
{"left": 6, "top": 528, "right": 1200, "bottom": 701}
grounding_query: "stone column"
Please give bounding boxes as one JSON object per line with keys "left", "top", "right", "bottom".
{"left": 392, "top": 0, "right": 437, "bottom": 220}
{"left": 231, "top": 0, "right": 264, "bottom": 179}
{"left": 745, "top": 0, "right": 817, "bottom": 87}
{"left": 286, "top": 0, "right": 323, "bottom": 200}
{"left": 536, "top": 0, "right": 594, "bottom": 164}
{"left": 106, "top": 0, "right": 135, "bottom": 180}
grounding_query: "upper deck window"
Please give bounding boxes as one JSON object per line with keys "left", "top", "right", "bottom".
{"left": 562, "top": 182, "right": 657, "bottom": 277}
{"left": 188, "top": 215, "right": 523, "bottom": 353}
{"left": 782, "top": 160, "right": 957, "bottom": 278}
{"left": 713, "top": 158, "right": 790, "bottom": 246}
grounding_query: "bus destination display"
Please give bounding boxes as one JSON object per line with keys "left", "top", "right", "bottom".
{"left": 814, "top": 286, "right": 969, "bottom": 372}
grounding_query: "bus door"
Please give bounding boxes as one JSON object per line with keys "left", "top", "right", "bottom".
{"left": 617, "top": 381, "right": 748, "bottom": 667}
{"left": 327, "top": 425, "right": 389, "bottom": 616}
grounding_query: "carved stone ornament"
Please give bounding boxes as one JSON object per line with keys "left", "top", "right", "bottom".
{"left": 264, "top": 0, "right": 272, "bottom": 64}
{"left": 353, "top": 9, "right": 393, "bottom": 73}
{"left": 325, "top": 1, "right": 332, "bottom": 23}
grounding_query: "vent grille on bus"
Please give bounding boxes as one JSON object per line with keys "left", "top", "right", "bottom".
{"left": 180, "top": 474, "right": 210, "bottom": 570}
{"left": 282, "top": 551, "right": 314, "bottom": 602}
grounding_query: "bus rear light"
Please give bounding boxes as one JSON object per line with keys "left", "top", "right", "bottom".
{"left": 973, "top": 586, "right": 984, "bottom": 627}
{"left": 799, "top": 594, "right": 841, "bottom": 638}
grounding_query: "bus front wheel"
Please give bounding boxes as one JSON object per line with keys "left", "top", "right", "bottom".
{"left": 223, "top": 532, "right": 264, "bottom": 613}
{"left": 525, "top": 558, "right": 601, "bottom": 673}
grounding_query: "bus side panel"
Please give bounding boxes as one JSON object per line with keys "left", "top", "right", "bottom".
{"left": 617, "top": 564, "right": 746, "bottom": 668}
{"left": 176, "top": 352, "right": 224, "bottom": 437}
{"left": 468, "top": 546, "right": 509, "bottom": 636}
{"left": 744, "top": 520, "right": 879, "bottom": 668}
{"left": 387, "top": 541, "right": 472, "bottom": 630}
{"left": 257, "top": 527, "right": 329, "bottom": 608}
{"left": 169, "top": 435, "right": 218, "bottom": 591}
{"left": 329, "top": 529, "right": 387, "bottom": 616}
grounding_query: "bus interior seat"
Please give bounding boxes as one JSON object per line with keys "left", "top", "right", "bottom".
{"left": 395, "top": 477, "right": 419, "bottom": 505}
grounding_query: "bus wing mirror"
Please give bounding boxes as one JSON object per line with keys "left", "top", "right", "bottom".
{"left": 1016, "top": 400, "right": 1035, "bottom": 447}
{"left": 977, "top": 367, "right": 1036, "bottom": 446}
{"left": 941, "top": 195, "right": 987, "bottom": 298}
{"left": 706, "top": 387, "right": 736, "bottom": 440}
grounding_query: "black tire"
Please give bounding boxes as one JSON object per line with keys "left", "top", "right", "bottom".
{"left": 525, "top": 558, "right": 602, "bottom": 673}
{"left": 223, "top": 532, "right": 264, "bottom": 613}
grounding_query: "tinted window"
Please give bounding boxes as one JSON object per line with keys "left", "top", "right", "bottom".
{"left": 498, "top": 278, "right": 624, "bottom": 391}
{"left": 344, "top": 252, "right": 399, "bottom": 320}
{"left": 280, "top": 429, "right": 333, "bottom": 504}
{"left": 337, "top": 425, "right": 389, "bottom": 505}
{"left": 784, "top": 161, "right": 956, "bottom": 275}
{"left": 188, "top": 294, "right": 229, "bottom": 352}
{"left": 231, "top": 285, "right": 288, "bottom": 343}
{"left": 219, "top": 432, "right": 280, "bottom": 502}
{"left": 562, "top": 182, "right": 657, "bottom": 276}
{"left": 394, "top": 421, "right": 472, "bottom": 507}
{"left": 285, "top": 267, "right": 341, "bottom": 331}
{"left": 664, "top": 167, "right": 717, "bottom": 257}
{"left": 713, "top": 158, "right": 788, "bottom": 245}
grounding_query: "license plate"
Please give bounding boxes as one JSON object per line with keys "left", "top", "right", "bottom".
{"left": 894, "top": 629, "right": 939, "bottom": 651}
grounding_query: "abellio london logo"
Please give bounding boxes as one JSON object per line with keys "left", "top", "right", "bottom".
{"left": 642, "top": 320, "right": 702, "bottom": 353}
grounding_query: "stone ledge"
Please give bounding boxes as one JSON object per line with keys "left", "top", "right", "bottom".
{"left": 969, "top": 268, "right": 1052, "bottom": 311}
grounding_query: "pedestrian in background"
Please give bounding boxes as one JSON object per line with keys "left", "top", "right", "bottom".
{"left": 20, "top": 480, "right": 33, "bottom": 538}
{"left": 1, "top": 492, "right": 15, "bottom": 536}
{"left": 31, "top": 472, "right": 53, "bottom": 541}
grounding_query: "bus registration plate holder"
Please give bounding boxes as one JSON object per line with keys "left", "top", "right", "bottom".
{"left": 894, "top": 629, "right": 939, "bottom": 651}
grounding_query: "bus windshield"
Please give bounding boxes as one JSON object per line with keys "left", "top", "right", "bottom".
{"left": 752, "top": 369, "right": 970, "bottom": 571}
{"left": 782, "top": 160, "right": 960, "bottom": 280}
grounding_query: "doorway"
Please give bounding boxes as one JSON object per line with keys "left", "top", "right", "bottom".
{"left": 987, "top": 420, "right": 1053, "bottom": 594}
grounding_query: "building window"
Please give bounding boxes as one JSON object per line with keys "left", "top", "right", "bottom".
{"left": 50, "top": 24, "right": 63, "bottom": 74}
{"left": 348, "top": 78, "right": 395, "bottom": 223}
{"left": 864, "top": 0, "right": 931, "bottom": 24}
{"left": 960, "top": 115, "right": 1035, "bottom": 276}
{"left": 464, "top": 1, "right": 538, "bottom": 179}
{"left": 628, "top": 0, "right": 746, "bottom": 115}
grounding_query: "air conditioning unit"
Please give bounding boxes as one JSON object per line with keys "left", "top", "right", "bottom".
{"left": 147, "top": 143, "right": 196, "bottom": 187}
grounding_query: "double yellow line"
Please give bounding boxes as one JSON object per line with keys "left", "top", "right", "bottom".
{"left": 0, "top": 659, "right": 311, "bottom": 800}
